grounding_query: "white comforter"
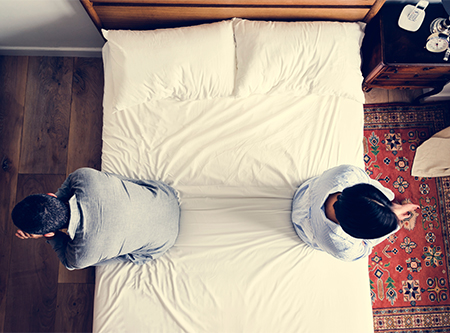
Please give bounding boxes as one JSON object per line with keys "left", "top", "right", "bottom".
{"left": 94, "top": 92, "right": 374, "bottom": 333}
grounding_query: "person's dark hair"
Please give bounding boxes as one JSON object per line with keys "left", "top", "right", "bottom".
{"left": 333, "top": 183, "right": 397, "bottom": 239}
{"left": 11, "top": 194, "right": 69, "bottom": 234}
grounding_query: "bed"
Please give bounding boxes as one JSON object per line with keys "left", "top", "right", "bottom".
{"left": 81, "top": 1, "right": 385, "bottom": 332}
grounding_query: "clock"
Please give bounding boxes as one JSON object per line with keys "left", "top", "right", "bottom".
{"left": 424, "top": 0, "right": 450, "bottom": 60}
{"left": 425, "top": 31, "right": 450, "bottom": 52}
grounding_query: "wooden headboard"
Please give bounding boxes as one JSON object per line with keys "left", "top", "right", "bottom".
{"left": 81, "top": 0, "right": 385, "bottom": 31}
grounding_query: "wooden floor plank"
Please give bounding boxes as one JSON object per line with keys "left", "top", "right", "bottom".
{"left": 388, "top": 88, "right": 424, "bottom": 103}
{"left": 364, "top": 88, "right": 424, "bottom": 104}
{"left": 4, "top": 174, "right": 66, "bottom": 332}
{"left": 67, "top": 57, "right": 104, "bottom": 174}
{"left": 19, "top": 57, "right": 73, "bottom": 174}
{"left": 364, "top": 88, "right": 389, "bottom": 104}
{"left": 0, "top": 55, "right": 28, "bottom": 333}
{"left": 58, "top": 263, "right": 95, "bottom": 284}
{"left": 55, "top": 283, "right": 95, "bottom": 332}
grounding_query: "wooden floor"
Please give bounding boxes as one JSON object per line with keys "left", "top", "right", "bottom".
{"left": 0, "top": 55, "right": 422, "bottom": 332}
{"left": 0, "top": 56, "right": 102, "bottom": 333}
{"left": 364, "top": 87, "right": 423, "bottom": 104}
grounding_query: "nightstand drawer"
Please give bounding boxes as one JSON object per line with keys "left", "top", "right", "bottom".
{"left": 371, "top": 79, "right": 446, "bottom": 88}
{"left": 377, "top": 72, "right": 450, "bottom": 81}
{"left": 383, "top": 66, "right": 450, "bottom": 74}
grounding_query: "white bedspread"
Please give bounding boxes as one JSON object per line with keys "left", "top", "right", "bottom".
{"left": 94, "top": 91, "right": 374, "bottom": 332}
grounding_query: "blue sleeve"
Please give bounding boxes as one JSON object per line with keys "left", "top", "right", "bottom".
{"left": 47, "top": 231, "right": 122, "bottom": 270}
{"left": 54, "top": 173, "right": 76, "bottom": 202}
{"left": 55, "top": 168, "right": 105, "bottom": 202}
{"left": 46, "top": 231, "right": 75, "bottom": 270}
{"left": 318, "top": 233, "right": 374, "bottom": 262}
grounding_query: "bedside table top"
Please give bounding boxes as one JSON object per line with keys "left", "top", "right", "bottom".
{"left": 381, "top": 2, "right": 450, "bottom": 65}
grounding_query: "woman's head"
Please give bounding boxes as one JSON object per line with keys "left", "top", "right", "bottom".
{"left": 333, "top": 183, "right": 397, "bottom": 239}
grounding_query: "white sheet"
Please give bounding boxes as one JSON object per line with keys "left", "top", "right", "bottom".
{"left": 94, "top": 92, "right": 374, "bottom": 332}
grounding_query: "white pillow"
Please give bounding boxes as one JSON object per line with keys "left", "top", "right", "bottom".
{"left": 233, "top": 19, "right": 366, "bottom": 103}
{"left": 102, "top": 20, "right": 236, "bottom": 111}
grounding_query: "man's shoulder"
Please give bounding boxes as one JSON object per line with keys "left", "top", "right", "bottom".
{"left": 67, "top": 168, "right": 111, "bottom": 194}
{"left": 71, "top": 168, "right": 110, "bottom": 184}
{"left": 72, "top": 167, "right": 101, "bottom": 177}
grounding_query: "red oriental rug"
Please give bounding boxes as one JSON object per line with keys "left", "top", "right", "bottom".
{"left": 364, "top": 102, "right": 450, "bottom": 333}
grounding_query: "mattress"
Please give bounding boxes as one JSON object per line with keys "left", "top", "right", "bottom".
{"left": 94, "top": 93, "right": 373, "bottom": 333}
{"left": 94, "top": 19, "right": 373, "bottom": 333}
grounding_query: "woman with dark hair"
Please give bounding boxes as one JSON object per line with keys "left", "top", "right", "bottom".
{"left": 291, "top": 164, "right": 418, "bottom": 261}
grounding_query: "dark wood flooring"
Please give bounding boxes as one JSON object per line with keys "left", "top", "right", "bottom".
{"left": 0, "top": 55, "right": 423, "bottom": 332}
{"left": 0, "top": 56, "right": 103, "bottom": 332}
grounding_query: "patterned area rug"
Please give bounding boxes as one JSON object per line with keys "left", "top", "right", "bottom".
{"left": 364, "top": 102, "right": 450, "bottom": 333}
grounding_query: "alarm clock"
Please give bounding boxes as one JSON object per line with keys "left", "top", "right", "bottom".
{"left": 424, "top": 0, "right": 450, "bottom": 60}
{"left": 425, "top": 31, "right": 450, "bottom": 52}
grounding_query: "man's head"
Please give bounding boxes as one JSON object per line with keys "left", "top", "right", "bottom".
{"left": 11, "top": 194, "right": 69, "bottom": 235}
{"left": 333, "top": 183, "right": 397, "bottom": 239}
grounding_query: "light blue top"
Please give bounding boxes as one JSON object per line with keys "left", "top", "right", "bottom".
{"left": 48, "top": 168, "right": 180, "bottom": 270}
{"left": 291, "top": 164, "right": 396, "bottom": 262}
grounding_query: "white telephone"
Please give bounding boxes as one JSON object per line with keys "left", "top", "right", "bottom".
{"left": 398, "top": 1, "right": 429, "bottom": 32}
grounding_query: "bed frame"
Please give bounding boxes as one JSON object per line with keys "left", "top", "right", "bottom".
{"left": 81, "top": 0, "right": 385, "bottom": 31}
{"left": 85, "top": 2, "right": 384, "bottom": 332}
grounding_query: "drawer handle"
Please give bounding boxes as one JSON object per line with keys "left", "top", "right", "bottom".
{"left": 394, "top": 68, "right": 398, "bottom": 74}
{"left": 423, "top": 67, "right": 434, "bottom": 71}
{"left": 414, "top": 74, "right": 419, "bottom": 78}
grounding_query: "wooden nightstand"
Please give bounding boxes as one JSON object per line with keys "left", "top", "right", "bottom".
{"left": 362, "top": 2, "right": 450, "bottom": 98}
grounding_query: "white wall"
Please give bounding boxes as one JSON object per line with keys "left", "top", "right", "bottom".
{"left": 0, "top": 0, "right": 105, "bottom": 57}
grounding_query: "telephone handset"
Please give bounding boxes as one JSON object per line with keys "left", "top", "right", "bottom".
{"left": 398, "top": 1, "right": 429, "bottom": 32}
